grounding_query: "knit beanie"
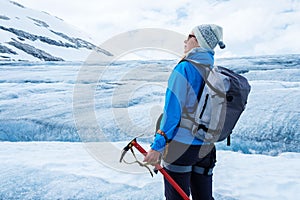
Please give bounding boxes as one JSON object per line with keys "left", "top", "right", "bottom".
{"left": 192, "top": 24, "right": 225, "bottom": 50}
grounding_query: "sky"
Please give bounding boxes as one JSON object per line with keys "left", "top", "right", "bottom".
{"left": 15, "top": 0, "right": 300, "bottom": 58}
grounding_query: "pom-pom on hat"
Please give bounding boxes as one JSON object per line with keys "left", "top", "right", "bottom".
{"left": 193, "top": 24, "right": 225, "bottom": 50}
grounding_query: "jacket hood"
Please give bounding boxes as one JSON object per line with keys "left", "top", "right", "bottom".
{"left": 182, "top": 47, "right": 215, "bottom": 80}
{"left": 184, "top": 47, "right": 214, "bottom": 69}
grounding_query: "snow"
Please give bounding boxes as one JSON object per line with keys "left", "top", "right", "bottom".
{"left": 0, "top": 0, "right": 109, "bottom": 61}
{"left": 214, "top": 151, "right": 299, "bottom": 200}
{"left": 0, "top": 1, "right": 90, "bottom": 41}
{"left": 0, "top": 142, "right": 299, "bottom": 200}
{"left": 0, "top": 54, "right": 300, "bottom": 199}
{"left": 0, "top": 142, "right": 163, "bottom": 200}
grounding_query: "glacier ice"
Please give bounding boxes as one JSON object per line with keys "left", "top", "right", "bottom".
{"left": 0, "top": 55, "right": 299, "bottom": 155}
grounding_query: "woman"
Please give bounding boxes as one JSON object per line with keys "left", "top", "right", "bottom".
{"left": 144, "top": 24, "right": 225, "bottom": 200}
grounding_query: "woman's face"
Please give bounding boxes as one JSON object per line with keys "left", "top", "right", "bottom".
{"left": 184, "top": 32, "right": 199, "bottom": 53}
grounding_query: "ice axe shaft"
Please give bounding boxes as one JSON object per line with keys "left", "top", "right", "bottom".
{"left": 129, "top": 139, "right": 190, "bottom": 200}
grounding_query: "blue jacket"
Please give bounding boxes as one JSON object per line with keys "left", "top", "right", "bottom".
{"left": 151, "top": 48, "right": 215, "bottom": 152}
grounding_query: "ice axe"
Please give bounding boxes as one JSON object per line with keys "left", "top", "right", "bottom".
{"left": 120, "top": 136, "right": 190, "bottom": 200}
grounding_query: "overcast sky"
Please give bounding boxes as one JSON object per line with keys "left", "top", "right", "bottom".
{"left": 15, "top": 0, "right": 300, "bottom": 58}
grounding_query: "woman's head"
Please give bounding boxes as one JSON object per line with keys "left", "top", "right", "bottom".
{"left": 184, "top": 32, "right": 199, "bottom": 53}
{"left": 184, "top": 24, "right": 225, "bottom": 53}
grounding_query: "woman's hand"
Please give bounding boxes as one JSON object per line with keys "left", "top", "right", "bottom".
{"left": 143, "top": 149, "right": 161, "bottom": 165}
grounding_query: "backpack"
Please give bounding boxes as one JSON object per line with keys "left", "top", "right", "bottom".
{"left": 179, "top": 60, "right": 251, "bottom": 145}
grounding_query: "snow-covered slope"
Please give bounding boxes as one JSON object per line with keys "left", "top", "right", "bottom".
{"left": 0, "top": 0, "right": 112, "bottom": 61}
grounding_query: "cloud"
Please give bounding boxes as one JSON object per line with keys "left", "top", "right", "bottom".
{"left": 14, "top": 0, "right": 300, "bottom": 57}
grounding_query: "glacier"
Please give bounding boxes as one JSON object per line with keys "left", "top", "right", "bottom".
{"left": 0, "top": 54, "right": 299, "bottom": 155}
{"left": 0, "top": 142, "right": 299, "bottom": 200}
{"left": 0, "top": 54, "right": 299, "bottom": 199}
{"left": 1, "top": 1, "right": 299, "bottom": 200}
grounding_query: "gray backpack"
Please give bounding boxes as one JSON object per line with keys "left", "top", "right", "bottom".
{"left": 179, "top": 61, "right": 251, "bottom": 145}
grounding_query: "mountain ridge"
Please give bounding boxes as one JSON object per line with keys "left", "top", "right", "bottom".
{"left": 0, "top": 0, "right": 112, "bottom": 61}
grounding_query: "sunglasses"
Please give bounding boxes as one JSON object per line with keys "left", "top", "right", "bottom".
{"left": 187, "top": 34, "right": 196, "bottom": 40}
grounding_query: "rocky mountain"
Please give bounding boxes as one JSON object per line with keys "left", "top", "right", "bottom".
{"left": 0, "top": 0, "right": 112, "bottom": 61}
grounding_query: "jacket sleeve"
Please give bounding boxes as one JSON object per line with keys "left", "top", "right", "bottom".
{"left": 151, "top": 61, "right": 189, "bottom": 151}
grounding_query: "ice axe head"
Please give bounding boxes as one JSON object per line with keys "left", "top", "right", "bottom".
{"left": 119, "top": 138, "right": 136, "bottom": 163}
